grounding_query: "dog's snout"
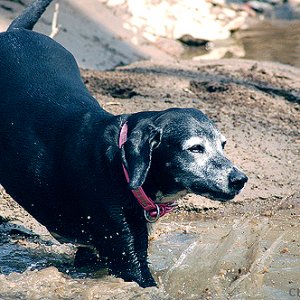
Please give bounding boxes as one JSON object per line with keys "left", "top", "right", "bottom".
{"left": 229, "top": 168, "right": 248, "bottom": 191}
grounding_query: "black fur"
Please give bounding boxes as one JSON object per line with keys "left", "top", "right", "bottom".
{"left": 0, "top": 0, "right": 247, "bottom": 287}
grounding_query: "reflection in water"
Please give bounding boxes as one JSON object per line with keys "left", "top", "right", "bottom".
{"left": 187, "top": 20, "right": 300, "bottom": 68}
{"left": 237, "top": 20, "right": 300, "bottom": 68}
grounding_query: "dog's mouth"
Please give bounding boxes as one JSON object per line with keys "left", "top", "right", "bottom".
{"left": 205, "top": 191, "right": 237, "bottom": 202}
{"left": 155, "top": 188, "right": 241, "bottom": 203}
{"left": 153, "top": 172, "right": 247, "bottom": 204}
{"left": 186, "top": 184, "right": 244, "bottom": 202}
{"left": 198, "top": 186, "right": 246, "bottom": 202}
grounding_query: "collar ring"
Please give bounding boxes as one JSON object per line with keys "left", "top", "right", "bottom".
{"left": 143, "top": 204, "right": 161, "bottom": 223}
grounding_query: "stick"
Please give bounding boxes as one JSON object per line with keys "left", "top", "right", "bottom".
{"left": 49, "top": 1, "right": 60, "bottom": 38}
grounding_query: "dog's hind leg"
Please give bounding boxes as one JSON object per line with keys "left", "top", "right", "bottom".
{"left": 7, "top": 0, "right": 53, "bottom": 31}
{"left": 74, "top": 246, "right": 103, "bottom": 271}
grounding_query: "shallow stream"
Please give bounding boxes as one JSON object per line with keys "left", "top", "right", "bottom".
{"left": 185, "top": 20, "right": 300, "bottom": 69}
{"left": 0, "top": 209, "right": 299, "bottom": 300}
{"left": 237, "top": 20, "right": 300, "bottom": 68}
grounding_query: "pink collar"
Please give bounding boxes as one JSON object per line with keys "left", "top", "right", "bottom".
{"left": 118, "top": 122, "right": 175, "bottom": 222}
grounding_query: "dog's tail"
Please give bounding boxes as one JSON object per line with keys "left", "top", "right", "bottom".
{"left": 7, "top": 0, "right": 53, "bottom": 31}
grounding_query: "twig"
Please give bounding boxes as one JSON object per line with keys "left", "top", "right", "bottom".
{"left": 49, "top": 2, "right": 60, "bottom": 38}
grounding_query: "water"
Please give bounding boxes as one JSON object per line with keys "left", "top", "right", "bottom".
{"left": 151, "top": 214, "right": 300, "bottom": 299}
{"left": 186, "top": 20, "right": 300, "bottom": 68}
{"left": 0, "top": 211, "right": 299, "bottom": 299}
{"left": 237, "top": 20, "right": 300, "bottom": 68}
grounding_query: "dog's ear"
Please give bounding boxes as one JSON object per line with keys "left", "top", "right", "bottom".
{"left": 121, "top": 121, "right": 161, "bottom": 190}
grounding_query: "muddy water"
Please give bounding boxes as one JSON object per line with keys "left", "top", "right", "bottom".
{"left": 237, "top": 20, "right": 300, "bottom": 68}
{"left": 0, "top": 209, "right": 299, "bottom": 300}
{"left": 153, "top": 212, "right": 300, "bottom": 299}
{"left": 186, "top": 20, "right": 300, "bottom": 68}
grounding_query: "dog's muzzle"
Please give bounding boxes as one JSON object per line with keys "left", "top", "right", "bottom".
{"left": 228, "top": 168, "right": 248, "bottom": 193}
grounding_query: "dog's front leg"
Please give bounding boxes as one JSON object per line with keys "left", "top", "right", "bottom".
{"left": 92, "top": 209, "right": 155, "bottom": 287}
{"left": 127, "top": 213, "right": 156, "bottom": 287}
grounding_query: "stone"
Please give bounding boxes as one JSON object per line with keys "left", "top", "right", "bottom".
{"left": 112, "top": 0, "right": 232, "bottom": 41}
{"left": 246, "top": 1, "right": 273, "bottom": 13}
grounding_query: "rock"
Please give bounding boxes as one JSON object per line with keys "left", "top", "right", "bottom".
{"left": 105, "top": 0, "right": 126, "bottom": 6}
{"left": 178, "top": 34, "right": 210, "bottom": 47}
{"left": 209, "top": 0, "right": 226, "bottom": 6}
{"left": 101, "top": 0, "right": 233, "bottom": 41}
{"left": 264, "top": 0, "right": 282, "bottom": 4}
{"left": 222, "top": 7, "right": 237, "bottom": 18}
{"left": 224, "top": 15, "right": 247, "bottom": 31}
{"left": 246, "top": 1, "right": 273, "bottom": 13}
{"left": 154, "top": 36, "right": 185, "bottom": 57}
{"left": 193, "top": 43, "right": 245, "bottom": 60}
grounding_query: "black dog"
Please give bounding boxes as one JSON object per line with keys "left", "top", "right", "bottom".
{"left": 0, "top": 0, "right": 248, "bottom": 287}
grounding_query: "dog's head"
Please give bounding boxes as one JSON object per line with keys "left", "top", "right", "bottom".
{"left": 121, "top": 108, "right": 248, "bottom": 202}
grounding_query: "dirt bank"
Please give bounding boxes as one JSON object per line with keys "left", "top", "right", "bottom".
{"left": 0, "top": 59, "right": 299, "bottom": 299}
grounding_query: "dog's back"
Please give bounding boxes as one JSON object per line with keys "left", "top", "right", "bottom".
{"left": 0, "top": 0, "right": 107, "bottom": 130}
{"left": 1, "top": 0, "right": 97, "bottom": 110}
{"left": 0, "top": 28, "right": 96, "bottom": 109}
{"left": 0, "top": 0, "right": 110, "bottom": 236}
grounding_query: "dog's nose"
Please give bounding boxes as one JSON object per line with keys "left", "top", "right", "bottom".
{"left": 229, "top": 168, "right": 248, "bottom": 191}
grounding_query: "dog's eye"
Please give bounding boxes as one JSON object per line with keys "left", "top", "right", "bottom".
{"left": 188, "top": 145, "right": 205, "bottom": 154}
{"left": 221, "top": 141, "right": 227, "bottom": 149}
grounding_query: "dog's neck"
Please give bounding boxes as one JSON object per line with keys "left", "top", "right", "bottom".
{"left": 118, "top": 121, "right": 175, "bottom": 222}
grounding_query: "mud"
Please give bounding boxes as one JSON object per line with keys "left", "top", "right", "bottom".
{"left": 0, "top": 59, "right": 299, "bottom": 299}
